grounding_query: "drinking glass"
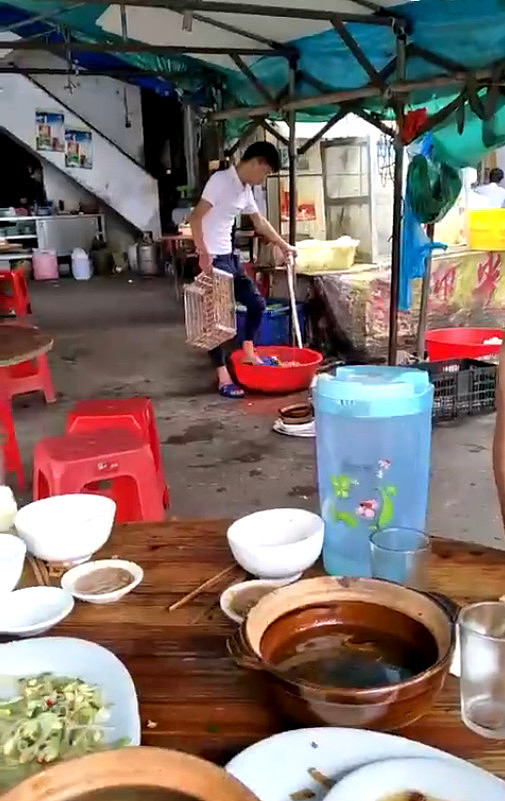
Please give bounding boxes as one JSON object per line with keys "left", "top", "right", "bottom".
{"left": 459, "top": 601, "right": 505, "bottom": 738}
{"left": 369, "top": 527, "right": 430, "bottom": 589}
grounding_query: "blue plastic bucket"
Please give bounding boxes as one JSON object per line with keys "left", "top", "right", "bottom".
{"left": 236, "top": 299, "right": 305, "bottom": 345}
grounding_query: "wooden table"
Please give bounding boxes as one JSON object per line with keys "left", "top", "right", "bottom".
{"left": 0, "top": 324, "right": 53, "bottom": 368}
{"left": 19, "top": 521, "right": 505, "bottom": 775}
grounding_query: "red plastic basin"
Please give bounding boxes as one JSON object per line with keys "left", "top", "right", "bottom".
{"left": 425, "top": 327, "right": 504, "bottom": 360}
{"left": 231, "top": 345, "right": 323, "bottom": 394}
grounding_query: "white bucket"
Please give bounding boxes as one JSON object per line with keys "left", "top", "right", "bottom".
{"left": 71, "top": 248, "right": 92, "bottom": 281}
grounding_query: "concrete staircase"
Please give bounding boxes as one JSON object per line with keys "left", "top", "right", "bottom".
{"left": 0, "top": 72, "right": 160, "bottom": 235}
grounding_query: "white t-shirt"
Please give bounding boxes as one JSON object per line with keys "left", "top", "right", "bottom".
{"left": 201, "top": 166, "right": 258, "bottom": 255}
{"left": 474, "top": 182, "right": 505, "bottom": 208}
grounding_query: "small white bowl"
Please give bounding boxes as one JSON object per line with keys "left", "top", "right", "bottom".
{"left": 220, "top": 578, "right": 293, "bottom": 623}
{"left": 0, "top": 534, "right": 26, "bottom": 593}
{"left": 227, "top": 508, "right": 324, "bottom": 581}
{"left": 15, "top": 494, "right": 116, "bottom": 566}
{"left": 61, "top": 559, "right": 143, "bottom": 604}
{"left": 0, "top": 586, "right": 74, "bottom": 637}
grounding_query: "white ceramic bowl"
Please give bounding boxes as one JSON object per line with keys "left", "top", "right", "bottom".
{"left": 0, "top": 586, "right": 74, "bottom": 636}
{"left": 220, "top": 578, "right": 293, "bottom": 623}
{"left": 61, "top": 559, "right": 143, "bottom": 604}
{"left": 15, "top": 494, "right": 116, "bottom": 566}
{"left": 0, "top": 533, "right": 26, "bottom": 592}
{"left": 227, "top": 508, "right": 324, "bottom": 581}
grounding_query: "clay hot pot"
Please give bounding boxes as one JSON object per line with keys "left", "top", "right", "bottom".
{"left": 0, "top": 747, "right": 260, "bottom": 801}
{"left": 227, "top": 576, "right": 454, "bottom": 731}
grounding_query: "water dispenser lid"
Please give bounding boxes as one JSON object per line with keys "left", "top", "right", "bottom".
{"left": 314, "top": 364, "right": 433, "bottom": 417}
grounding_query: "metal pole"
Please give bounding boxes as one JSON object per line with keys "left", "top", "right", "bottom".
{"left": 416, "top": 222, "right": 435, "bottom": 359}
{"left": 287, "top": 58, "right": 297, "bottom": 247}
{"left": 387, "top": 26, "right": 407, "bottom": 366}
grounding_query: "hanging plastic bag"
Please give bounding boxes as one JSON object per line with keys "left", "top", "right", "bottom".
{"left": 407, "top": 154, "right": 462, "bottom": 224}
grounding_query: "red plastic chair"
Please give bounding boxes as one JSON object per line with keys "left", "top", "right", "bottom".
{"left": 0, "top": 270, "right": 31, "bottom": 317}
{"left": 0, "top": 398, "right": 25, "bottom": 490}
{"left": 2, "top": 355, "right": 56, "bottom": 403}
{"left": 66, "top": 397, "right": 169, "bottom": 508}
{"left": 33, "top": 428, "right": 165, "bottom": 524}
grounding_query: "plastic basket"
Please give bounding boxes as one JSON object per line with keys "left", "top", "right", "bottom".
{"left": 184, "top": 268, "right": 236, "bottom": 350}
{"left": 413, "top": 359, "right": 497, "bottom": 422}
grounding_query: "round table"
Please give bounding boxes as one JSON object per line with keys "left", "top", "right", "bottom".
{"left": 0, "top": 324, "right": 53, "bottom": 368}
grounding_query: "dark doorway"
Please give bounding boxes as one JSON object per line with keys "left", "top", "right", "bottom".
{"left": 141, "top": 91, "right": 186, "bottom": 233}
{"left": 0, "top": 130, "right": 46, "bottom": 209}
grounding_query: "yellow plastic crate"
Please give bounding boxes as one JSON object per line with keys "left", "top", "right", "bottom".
{"left": 468, "top": 209, "right": 505, "bottom": 251}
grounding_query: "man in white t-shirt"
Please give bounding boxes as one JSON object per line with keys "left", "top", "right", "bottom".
{"left": 475, "top": 168, "right": 505, "bottom": 208}
{"left": 190, "top": 142, "right": 295, "bottom": 398}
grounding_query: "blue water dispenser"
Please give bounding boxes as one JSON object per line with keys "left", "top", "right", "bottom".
{"left": 314, "top": 365, "right": 434, "bottom": 577}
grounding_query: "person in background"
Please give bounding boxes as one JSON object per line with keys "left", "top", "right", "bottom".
{"left": 475, "top": 167, "right": 505, "bottom": 208}
{"left": 493, "top": 344, "right": 505, "bottom": 525}
{"left": 189, "top": 142, "right": 296, "bottom": 398}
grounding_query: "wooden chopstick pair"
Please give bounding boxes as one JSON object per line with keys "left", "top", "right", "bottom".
{"left": 28, "top": 555, "right": 51, "bottom": 587}
{"left": 168, "top": 564, "right": 241, "bottom": 613}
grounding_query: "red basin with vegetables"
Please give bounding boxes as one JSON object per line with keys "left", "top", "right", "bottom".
{"left": 231, "top": 345, "right": 323, "bottom": 394}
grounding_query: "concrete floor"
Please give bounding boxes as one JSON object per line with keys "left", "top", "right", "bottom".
{"left": 11, "top": 276, "right": 503, "bottom": 550}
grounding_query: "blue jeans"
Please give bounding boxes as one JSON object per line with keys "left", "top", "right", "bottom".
{"left": 209, "top": 253, "right": 266, "bottom": 368}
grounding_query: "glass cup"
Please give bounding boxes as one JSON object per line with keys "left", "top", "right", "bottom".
{"left": 459, "top": 601, "right": 505, "bottom": 738}
{"left": 369, "top": 527, "right": 430, "bottom": 589}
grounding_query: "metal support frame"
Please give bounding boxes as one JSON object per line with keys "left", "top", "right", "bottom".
{"left": 416, "top": 222, "right": 435, "bottom": 359}
{"left": 331, "top": 17, "right": 383, "bottom": 86}
{"left": 387, "top": 26, "right": 407, "bottom": 366}
{"left": 224, "top": 120, "right": 260, "bottom": 157}
{"left": 256, "top": 119, "right": 289, "bottom": 147}
{"left": 0, "top": 38, "right": 273, "bottom": 56}
{"left": 56, "top": 0, "right": 397, "bottom": 25}
{"left": 0, "top": 3, "right": 86, "bottom": 32}
{"left": 230, "top": 54, "right": 274, "bottom": 104}
{"left": 287, "top": 57, "right": 297, "bottom": 247}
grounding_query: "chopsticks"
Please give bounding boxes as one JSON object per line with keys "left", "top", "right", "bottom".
{"left": 167, "top": 564, "right": 239, "bottom": 613}
{"left": 28, "top": 555, "right": 51, "bottom": 587}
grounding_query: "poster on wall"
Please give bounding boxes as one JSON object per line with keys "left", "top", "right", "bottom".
{"left": 65, "top": 128, "right": 93, "bottom": 169}
{"left": 35, "top": 111, "right": 64, "bottom": 152}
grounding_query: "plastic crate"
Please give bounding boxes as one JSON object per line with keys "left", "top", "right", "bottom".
{"left": 414, "top": 359, "right": 497, "bottom": 422}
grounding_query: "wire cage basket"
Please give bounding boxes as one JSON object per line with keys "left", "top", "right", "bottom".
{"left": 184, "top": 268, "right": 236, "bottom": 350}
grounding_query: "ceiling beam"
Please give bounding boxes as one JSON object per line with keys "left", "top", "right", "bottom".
{"left": 331, "top": 17, "right": 383, "bottom": 86}
{"left": 0, "top": 38, "right": 273, "bottom": 56}
{"left": 176, "top": 10, "right": 288, "bottom": 52}
{"left": 230, "top": 53, "right": 275, "bottom": 103}
{"left": 55, "top": 0, "right": 396, "bottom": 25}
{"left": 211, "top": 66, "right": 505, "bottom": 120}
{"left": 0, "top": 2, "right": 86, "bottom": 32}
{"left": 0, "top": 65, "right": 181, "bottom": 78}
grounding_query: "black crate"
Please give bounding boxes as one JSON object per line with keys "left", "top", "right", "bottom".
{"left": 414, "top": 359, "right": 497, "bottom": 422}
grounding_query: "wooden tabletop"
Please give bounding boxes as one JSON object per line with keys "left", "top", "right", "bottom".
{"left": 18, "top": 521, "right": 505, "bottom": 775}
{"left": 0, "top": 324, "right": 53, "bottom": 367}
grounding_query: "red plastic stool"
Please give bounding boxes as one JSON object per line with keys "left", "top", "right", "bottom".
{"left": 0, "top": 270, "right": 31, "bottom": 317}
{"left": 33, "top": 428, "right": 165, "bottom": 523}
{"left": 0, "top": 398, "right": 25, "bottom": 490}
{"left": 66, "top": 397, "right": 169, "bottom": 508}
{"left": 2, "top": 355, "right": 56, "bottom": 403}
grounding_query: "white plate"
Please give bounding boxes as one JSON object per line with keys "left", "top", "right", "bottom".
{"left": 326, "top": 756, "right": 505, "bottom": 801}
{"left": 226, "top": 727, "right": 495, "bottom": 801}
{"left": 0, "top": 637, "right": 141, "bottom": 747}
{"left": 0, "top": 586, "right": 74, "bottom": 636}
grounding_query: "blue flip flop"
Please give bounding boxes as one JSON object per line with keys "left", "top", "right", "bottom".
{"left": 219, "top": 383, "right": 245, "bottom": 398}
